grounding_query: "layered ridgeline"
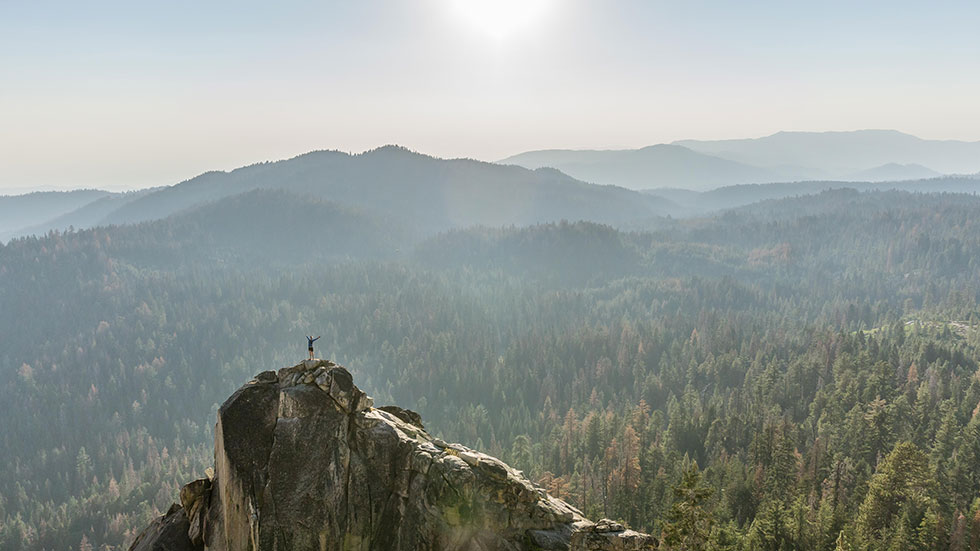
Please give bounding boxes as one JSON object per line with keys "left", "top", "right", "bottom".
{"left": 7, "top": 142, "right": 980, "bottom": 243}
{"left": 129, "top": 360, "right": 656, "bottom": 551}
{"left": 0, "top": 146, "right": 672, "bottom": 242}
{"left": 499, "top": 145, "right": 781, "bottom": 192}
{"left": 674, "top": 130, "right": 980, "bottom": 176}
{"left": 0, "top": 190, "right": 113, "bottom": 238}
{"left": 501, "top": 130, "right": 980, "bottom": 190}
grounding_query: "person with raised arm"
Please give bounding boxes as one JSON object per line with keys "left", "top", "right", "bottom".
{"left": 306, "top": 335, "right": 321, "bottom": 360}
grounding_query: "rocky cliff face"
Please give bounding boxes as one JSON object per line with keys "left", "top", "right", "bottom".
{"left": 129, "top": 360, "right": 657, "bottom": 551}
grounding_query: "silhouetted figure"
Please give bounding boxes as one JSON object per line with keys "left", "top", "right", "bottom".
{"left": 306, "top": 335, "right": 320, "bottom": 360}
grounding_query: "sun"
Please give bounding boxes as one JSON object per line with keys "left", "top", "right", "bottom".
{"left": 450, "top": 0, "right": 554, "bottom": 41}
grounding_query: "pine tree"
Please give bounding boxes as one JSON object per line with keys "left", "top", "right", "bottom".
{"left": 916, "top": 507, "right": 946, "bottom": 551}
{"left": 951, "top": 415, "right": 980, "bottom": 510}
{"left": 931, "top": 401, "right": 960, "bottom": 495}
{"left": 660, "top": 462, "right": 714, "bottom": 551}
{"left": 856, "top": 442, "right": 935, "bottom": 550}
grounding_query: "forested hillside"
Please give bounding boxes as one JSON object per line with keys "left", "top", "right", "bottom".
{"left": 1, "top": 189, "right": 979, "bottom": 550}
{"left": 1, "top": 147, "right": 676, "bottom": 242}
{"left": 648, "top": 176, "right": 980, "bottom": 216}
{"left": 0, "top": 190, "right": 114, "bottom": 240}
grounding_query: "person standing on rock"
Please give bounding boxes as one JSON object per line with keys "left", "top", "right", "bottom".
{"left": 306, "top": 335, "right": 320, "bottom": 360}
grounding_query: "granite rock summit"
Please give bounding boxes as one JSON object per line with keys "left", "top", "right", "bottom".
{"left": 128, "top": 360, "right": 657, "bottom": 551}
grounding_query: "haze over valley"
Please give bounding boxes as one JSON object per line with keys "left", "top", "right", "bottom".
{"left": 4, "top": 2, "right": 980, "bottom": 550}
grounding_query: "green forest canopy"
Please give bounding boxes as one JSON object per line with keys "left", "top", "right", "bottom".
{"left": 1, "top": 188, "right": 979, "bottom": 550}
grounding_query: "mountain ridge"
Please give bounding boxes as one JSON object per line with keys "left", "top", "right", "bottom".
{"left": 96, "top": 146, "right": 672, "bottom": 235}
{"left": 502, "top": 130, "right": 980, "bottom": 191}
{"left": 499, "top": 143, "right": 780, "bottom": 191}
{"left": 1, "top": 146, "right": 677, "bottom": 243}
{"left": 6, "top": 135, "right": 980, "bottom": 244}
{"left": 674, "top": 129, "right": 980, "bottom": 174}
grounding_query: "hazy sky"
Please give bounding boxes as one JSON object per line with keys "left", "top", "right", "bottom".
{"left": 2, "top": 0, "right": 980, "bottom": 191}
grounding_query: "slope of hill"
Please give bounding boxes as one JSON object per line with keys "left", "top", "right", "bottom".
{"left": 675, "top": 129, "right": 980, "bottom": 175}
{"left": 643, "top": 175, "right": 980, "bottom": 217}
{"left": 499, "top": 144, "right": 781, "bottom": 191}
{"left": 97, "top": 146, "right": 672, "bottom": 234}
{"left": 0, "top": 189, "right": 155, "bottom": 242}
{"left": 97, "top": 189, "right": 411, "bottom": 267}
{"left": 413, "top": 221, "right": 644, "bottom": 285}
{"left": 412, "top": 220, "right": 740, "bottom": 285}
{"left": 0, "top": 189, "right": 113, "bottom": 238}
{"left": 725, "top": 186, "right": 980, "bottom": 223}
{"left": 3, "top": 189, "right": 980, "bottom": 549}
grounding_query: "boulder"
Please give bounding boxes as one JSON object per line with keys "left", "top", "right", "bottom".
{"left": 128, "top": 503, "right": 198, "bottom": 551}
{"left": 569, "top": 520, "right": 658, "bottom": 551}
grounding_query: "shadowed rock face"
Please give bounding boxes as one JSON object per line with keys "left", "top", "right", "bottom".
{"left": 129, "top": 360, "right": 657, "bottom": 551}
{"left": 128, "top": 503, "right": 196, "bottom": 551}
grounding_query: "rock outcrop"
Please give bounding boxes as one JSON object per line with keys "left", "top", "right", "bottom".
{"left": 129, "top": 360, "right": 657, "bottom": 551}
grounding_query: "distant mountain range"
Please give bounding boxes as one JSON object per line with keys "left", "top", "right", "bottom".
{"left": 675, "top": 129, "right": 980, "bottom": 175}
{"left": 647, "top": 176, "right": 980, "bottom": 218}
{"left": 0, "top": 189, "right": 115, "bottom": 237}
{"left": 0, "top": 146, "right": 674, "bottom": 242}
{"left": 501, "top": 130, "right": 980, "bottom": 190}
{"left": 498, "top": 144, "right": 782, "bottom": 191}
{"left": 5, "top": 135, "right": 980, "bottom": 243}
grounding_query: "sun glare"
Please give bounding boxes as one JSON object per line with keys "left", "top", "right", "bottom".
{"left": 450, "top": 0, "right": 554, "bottom": 41}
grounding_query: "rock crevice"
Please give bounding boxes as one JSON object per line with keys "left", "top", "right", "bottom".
{"left": 129, "top": 360, "right": 657, "bottom": 551}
